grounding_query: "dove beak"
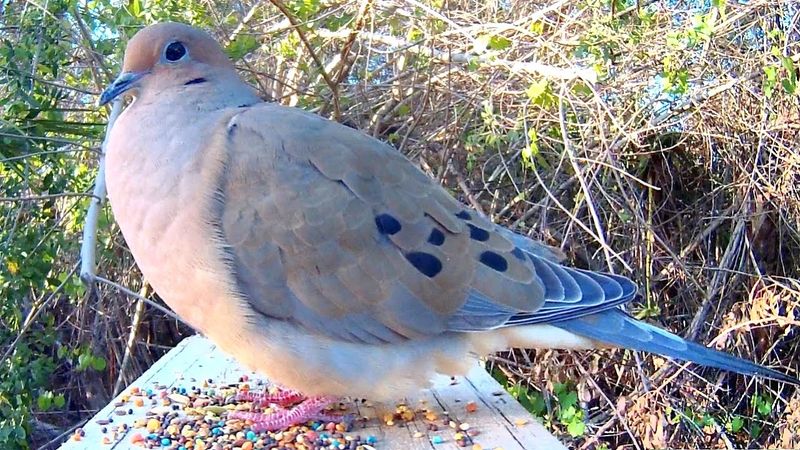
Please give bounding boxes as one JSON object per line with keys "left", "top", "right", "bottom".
{"left": 99, "top": 71, "right": 146, "bottom": 106}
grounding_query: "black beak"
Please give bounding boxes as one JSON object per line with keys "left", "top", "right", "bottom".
{"left": 98, "top": 71, "right": 145, "bottom": 106}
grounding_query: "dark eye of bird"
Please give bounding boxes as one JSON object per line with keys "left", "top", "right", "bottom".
{"left": 165, "top": 42, "right": 187, "bottom": 62}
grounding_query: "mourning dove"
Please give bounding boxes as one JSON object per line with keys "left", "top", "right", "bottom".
{"left": 100, "top": 23, "right": 796, "bottom": 430}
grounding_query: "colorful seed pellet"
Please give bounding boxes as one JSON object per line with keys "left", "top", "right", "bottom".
{"left": 90, "top": 379, "right": 381, "bottom": 449}
{"left": 85, "top": 376, "right": 496, "bottom": 450}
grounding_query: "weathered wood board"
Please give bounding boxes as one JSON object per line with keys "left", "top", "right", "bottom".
{"left": 58, "top": 335, "right": 566, "bottom": 450}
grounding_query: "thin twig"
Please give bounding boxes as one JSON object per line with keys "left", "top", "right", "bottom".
{"left": 0, "top": 192, "right": 97, "bottom": 203}
{"left": 267, "top": 0, "right": 341, "bottom": 118}
{"left": 559, "top": 85, "right": 616, "bottom": 272}
{"left": 113, "top": 288, "right": 147, "bottom": 396}
{"left": 314, "top": 28, "right": 596, "bottom": 81}
{"left": 93, "top": 276, "right": 186, "bottom": 325}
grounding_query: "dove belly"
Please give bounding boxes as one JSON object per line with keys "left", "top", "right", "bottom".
{"left": 207, "top": 320, "right": 599, "bottom": 400}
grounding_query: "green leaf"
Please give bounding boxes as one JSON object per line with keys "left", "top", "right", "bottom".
{"left": 726, "top": 415, "right": 744, "bottom": 433}
{"left": 764, "top": 65, "right": 778, "bottom": 98}
{"left": 666, "top": 32, "right": 683, "bottom": 49}
{"left": 525, "top": 79, "right": 555, "bottom": 107}
{"left": 525, "top": 79, "right": 549, "bottom": 102}
{"left": 521, "top": 130, "right": 538, "bottom": 170}
{"left": 37, "top": 393, "right": 52, "bottom": 411}
{"left": 691, "top": 13, "right": 715, "bottom": 40}
{"left": 396, "top": 104, "right": 411, "bottom": 117}
{"left": 91, "top": 356, "right": 107, "bottom": 371}
{"left": 566, "top": 419, "right": 586, "bottom": 437}
{"left": 225, "top": 35, "right": 258, "bottom": 61}
{"left": 77, "top": 353, "right": 90, "bottom": 371}
{"left": 557, "top": 390, "right": 578, "bottom": 410}
{"left": 781, "top": 56, "right": 795, "bottom": 73}
{"left": 53, "top": 394, "right": 65, "bottom": 409}
{"left": 488, "top": 35, "right": 511, "bottom": 51}
{"left": 475, "top": 34, "right": 512, "bottom": 53}
{"left": 560, "top": 405, "right": 577, "bottom": 421}
{"left": 571, "top": 81, "right": 592, "bottom": 97}
{"left": 130, "top": 0, "right": 141, "bottom": 17}
{"left": 781, "top": 78, "right": 796, "bottom": 94}
{"left": 528, "top": 20, "right": 544, "bottom": 34}
{"left": 530, "top": 392, "right": 546, "bottom": 416}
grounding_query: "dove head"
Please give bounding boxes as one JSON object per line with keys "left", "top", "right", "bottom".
{"left": 99, "top": 22, "right": 240, "bottom": 105}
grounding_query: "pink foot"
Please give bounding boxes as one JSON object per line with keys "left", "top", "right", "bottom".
{"left": 235, "top": 386, "right": 305, "bottom": 408}
{"left": 230, "top": 395, "right": 340, "bottom": 431}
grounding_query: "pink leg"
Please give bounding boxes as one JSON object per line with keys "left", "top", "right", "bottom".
{"left": 236, "top": 387, "right": 305, "bottom": 407}
{"left": 230, "top": 395, "right": 339, "bottom": 431}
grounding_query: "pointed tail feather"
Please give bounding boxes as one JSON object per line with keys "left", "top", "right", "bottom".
{"left": 555, "top": 308, "right": 798, "bottom": 384}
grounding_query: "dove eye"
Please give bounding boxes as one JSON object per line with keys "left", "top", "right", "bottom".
{"left": 164, "top": 41, "right": 187, "bottom": 62}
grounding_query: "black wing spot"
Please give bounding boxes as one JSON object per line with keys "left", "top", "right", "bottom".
{"left": 405, "top": 252, "right": 443, "bottom": 277}
{"left": 455, "top": 210, "right": 472, "bottom": 220}
{"left": 479, "top": 251, "right": 508, "bottom": 272}
{"left": 511, "top": 247, "right": 526, "bottom": 260}
{"left": 427, "top": 228, "right": 445, "bottom": 246}
{"left": 375, "top": 214, "right": 402, "bottom": 235}
{"left": 184, "top": 77, "right": 207, "bottom": 85}
{"left": 467, "top": 223, "right": 490, "bottom": 242}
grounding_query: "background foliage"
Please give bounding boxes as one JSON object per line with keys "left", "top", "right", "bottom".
{"left": 1, "top": 0, "right": 799, "bottom": 448}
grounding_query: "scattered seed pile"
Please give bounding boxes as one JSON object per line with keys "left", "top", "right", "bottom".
{"left": 68, "top": 375, "right": 375, "bottom": 449}
{"left": 66, "top": 375, "right": 491, "bottom": 449}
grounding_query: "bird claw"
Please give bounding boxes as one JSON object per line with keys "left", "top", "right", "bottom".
{"left": 229, "top": 395, "right": 340, "bottom": 432}
{"left": 235, "top": 386, "right": 306, "bottom": 407}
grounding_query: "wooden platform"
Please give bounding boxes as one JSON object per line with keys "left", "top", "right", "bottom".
{"left": 58, "top": 335, "right": 566, "bottom": 450}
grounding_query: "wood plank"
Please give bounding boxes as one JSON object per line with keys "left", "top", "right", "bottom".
{"left": 58, "top": 335, "right": 566, "bottom": 450}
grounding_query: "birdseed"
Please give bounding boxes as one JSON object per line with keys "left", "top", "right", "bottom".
{"left": 87, "top": 378, "right": 378, "bottom": 449}
{"left": 82, "top": 376, "right": 490, "bottom": 449}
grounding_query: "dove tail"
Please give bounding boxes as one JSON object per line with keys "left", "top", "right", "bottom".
{"left": 555, "top": 309, "right": 799, "bottom": 384}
